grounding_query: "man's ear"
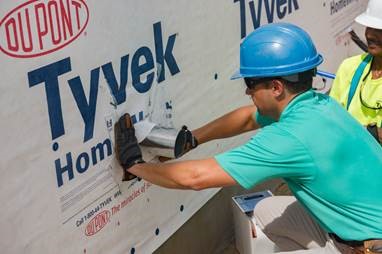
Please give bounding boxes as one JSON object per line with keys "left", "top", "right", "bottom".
{"left": 271, "top": 79, "right": 285, "bottom": 98}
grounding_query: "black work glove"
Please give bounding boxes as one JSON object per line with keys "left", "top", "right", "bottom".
{"left": 174, "top": 126, "right": 198, "bottom": 158}
{"left": 114, "top": 113, "right": 144, "bottom": 181}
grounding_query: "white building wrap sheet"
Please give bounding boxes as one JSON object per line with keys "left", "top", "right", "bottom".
{"left": 0, "top": 0, "right": 367, "bottom": 253}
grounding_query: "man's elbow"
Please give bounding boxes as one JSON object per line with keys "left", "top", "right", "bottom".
{"left": 175, "top": 169, "right": 208, "bottom": 191}
{"left": 188, "top": 182, "right": 208, "bottom": 191}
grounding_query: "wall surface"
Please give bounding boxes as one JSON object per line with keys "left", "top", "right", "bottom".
{"left": 0, "top": 0, "right": 367, "bottom": 253}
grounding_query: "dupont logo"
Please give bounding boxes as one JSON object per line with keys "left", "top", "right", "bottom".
{"left": 85, "top": 210, "right": 111, "bottom": 236}
{"left": 0, "top": 0, "right": 89, "bottom": 58}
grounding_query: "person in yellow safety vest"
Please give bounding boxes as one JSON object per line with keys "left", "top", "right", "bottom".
{"left": 330, "top": 0, "right": 382, "bottom": 144}
{"left": 115, "top": 23, "right": 382, "bottom": 253}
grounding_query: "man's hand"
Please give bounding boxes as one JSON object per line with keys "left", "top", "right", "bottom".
{"left": 174, "top": 126, "right": 198, "bottom": 158}
{"left": 114, "top": 113, "right": 144, "bottom": 181}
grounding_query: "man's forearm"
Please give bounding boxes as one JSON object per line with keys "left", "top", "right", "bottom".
{"left": 192, "top": 105, "right": 259, "bottom": 144}
{"left": 128, "top": 161, "right": 200, "bottom": 189}
{"left": 127, "top": 158, "right": 236, "bottom": 190}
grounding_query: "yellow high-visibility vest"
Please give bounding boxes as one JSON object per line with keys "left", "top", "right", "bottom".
{"left": 330, "top": 53, "right": 382, "bottom": 127}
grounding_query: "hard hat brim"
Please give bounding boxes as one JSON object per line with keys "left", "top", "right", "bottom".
{"left": 231, "top": 55, "right": 323, "bottom": 80}
{"left": 355, "top": 13, "right": 382, "bottom": 30}
{"left": 231, "top": 70, "right": 243, "bottom": 80}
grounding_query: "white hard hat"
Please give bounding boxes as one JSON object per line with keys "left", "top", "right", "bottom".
{"left": 355, "top": 0, "right": 382, "bottom": 29}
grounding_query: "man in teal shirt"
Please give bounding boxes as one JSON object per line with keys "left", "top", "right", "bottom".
{"left": 115, "top": 23, "right": 382, "bottom": 253}
{"left": 215, "top": 89, "right": 382, "bottom": 245}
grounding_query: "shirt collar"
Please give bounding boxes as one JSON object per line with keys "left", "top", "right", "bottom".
{"left": 280, "top": 89, "right": 315, "bottom": 120}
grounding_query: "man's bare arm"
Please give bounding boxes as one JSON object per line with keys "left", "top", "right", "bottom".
{"left": 192, "top": 105, "right": 259, "bottom": 144}
{"left": 128, "top": 158, "right": 237, "bottom": 190}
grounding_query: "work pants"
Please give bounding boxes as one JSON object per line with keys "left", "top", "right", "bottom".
{"left": 253, "top": 196, "right": 341, "bottom": 254}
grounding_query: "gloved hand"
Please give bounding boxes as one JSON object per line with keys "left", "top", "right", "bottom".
{"left": 174, "top": 126, "right": 198, "bottom": 158}
{"left": 114, "top": 113, "right": 145, "bottom": 181}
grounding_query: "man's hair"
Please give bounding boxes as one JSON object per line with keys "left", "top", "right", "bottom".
{"left": 281, "top": 78, "right": 313, "bottom": 94}
{"left": 276, "top": 69, "right": 315, "bottom": 94}
{"left": 247, "top": 69, "right": 315, "bottom": 93}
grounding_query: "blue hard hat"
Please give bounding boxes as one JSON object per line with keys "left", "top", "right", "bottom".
{"left": 231, "top": 23, "right": 323, "bottom": 79}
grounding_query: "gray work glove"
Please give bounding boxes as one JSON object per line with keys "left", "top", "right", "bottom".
{"left": 174, "top": 126, "right": 198, "bottom": 158}
{"left": 114, "top": 113, "right": 145, "bottom": 181}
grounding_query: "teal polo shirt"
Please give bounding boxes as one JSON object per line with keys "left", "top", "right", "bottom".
{"left": 215, "top": 90, "right": 382, "bottom": 241}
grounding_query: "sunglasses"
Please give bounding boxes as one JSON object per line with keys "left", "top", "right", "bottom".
{"left": 359, "top": 69, "right": 382, "bottom": 110}
{"left": 244, "top": 77, "right": 275, "bottom": 90}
